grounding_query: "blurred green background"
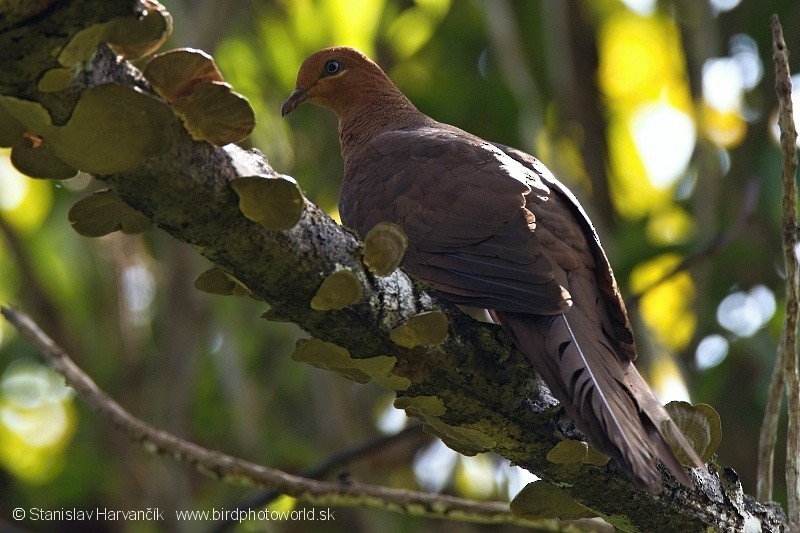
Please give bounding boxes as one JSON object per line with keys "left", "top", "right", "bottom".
{"left": 1, "top": 0, "right": 800, "bottom": 531}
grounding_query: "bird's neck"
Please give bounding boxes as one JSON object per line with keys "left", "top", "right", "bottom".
{"left": 337, "top": 90, "right": 431, "bottom": 165}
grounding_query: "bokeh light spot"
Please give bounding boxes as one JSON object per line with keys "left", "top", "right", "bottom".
{"left": 696, "top": 334, "right": 729, "bottom": 370}
{"left": 631, "top": 102, "right": 696, "bottom": 189}
{"left": 716, "top": 285, "right": 776, "bottom": 337}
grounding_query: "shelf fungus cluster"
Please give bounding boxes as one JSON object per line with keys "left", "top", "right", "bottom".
{"left": 1, "top": 84, "right": 174, "bottom": 177}
{"left": 299, "top": 245, "right": 451, "bottom": 394}
{"left": 394, "top": 395, "right": 496, "bottom": 455}
{"left": 503, "top": 424, "right": 655, "bottom": 522}
{"left": 291, "top": 338, "right": 410, "bottom": 391}
{"left": 0, "top": 0, "right": 261, "bottom": 244}
{"left": 55, "top": 0, "right": 172, "bottom": 71}
{"left": 1, "top": 1, "right": 174, "bottom": 180}
{"left": 144, "top": 48, "right": 255, "bottom": 146}
{"left": 507, "top": 400, "right": 723, "bottom": 523}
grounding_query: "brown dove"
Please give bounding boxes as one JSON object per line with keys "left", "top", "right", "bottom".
{"left": 282, "top": 46, "right": 704, "bottom": 493}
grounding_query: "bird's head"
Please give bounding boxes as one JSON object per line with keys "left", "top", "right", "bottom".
{"left": 281, "top": 47, "right": 395, "bottom": 117}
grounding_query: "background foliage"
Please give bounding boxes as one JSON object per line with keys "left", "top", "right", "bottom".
{"left": 1, "top": 0, "right": 799, "bottom": 531}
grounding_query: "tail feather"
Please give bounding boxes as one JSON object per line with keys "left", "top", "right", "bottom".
{"left": 495, "top": 308, "right": 704, "bottom": 493}
{"left": 558, "top": 314, "right": 637, "bottom": 454}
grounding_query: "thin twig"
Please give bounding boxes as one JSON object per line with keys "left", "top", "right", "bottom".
{"left": 0, "top": 306, "right": 537, "bottom": 528}
{"left": 211, "top": 424, "right": 428, "bottom": 533}
{"left": 759, "top": 15, "right": 799, "bottom": 529}
{"left": 759, "top": 324, "right": 787, "bottom": 502}
{"left": 630, "top": 178, "right": 760, "bottom": 305}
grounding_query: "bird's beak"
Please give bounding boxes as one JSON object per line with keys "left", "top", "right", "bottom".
{"left": 281, "top": 88, "right": 309, "bottom": 117}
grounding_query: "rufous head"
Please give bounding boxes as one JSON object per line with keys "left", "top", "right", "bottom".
{"left": 281, "top": 47, "right": 395, "bottom": 117}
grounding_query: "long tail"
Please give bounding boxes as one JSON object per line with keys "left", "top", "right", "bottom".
{"left": 494, "top": 307, "right": 704, "bottom": 493}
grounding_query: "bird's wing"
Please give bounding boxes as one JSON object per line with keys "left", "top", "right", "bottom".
{"left": 496, "top": 144, "right": 636, "bottom": 361}
{"left": 340, "top": 125, "right": 573, "bottom": 316}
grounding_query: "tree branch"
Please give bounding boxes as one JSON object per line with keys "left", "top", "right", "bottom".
{"left": 758, "top": 14, "right": 800, "bottom": 529}
{"left": 0, "top": 1, "right": 787, "bottom": 530}
{"left": 212, "top": 424, "right": 429, "bottom": 533}
{"left": 0, "top": 306, "right": 532, "bottom": 527}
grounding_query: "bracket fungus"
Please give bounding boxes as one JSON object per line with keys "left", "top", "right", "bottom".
{"left": 510, "top": 481, "right": 597, "bottom": 521}
{"left": 310, "top": 268, "right": 363, "bottom": 311}
{"left": 389, "top": 310, "right": 448, "bottom": 348}
{"left": 144, "top": 49, "right": 254, "bottom": 146}
{"left": 103, "top": 1, "right": 173, "bottom": 60}
{"left": 10, "top": 135, "right": 77, "bottom": 180}
{"left": 68, "top": 189, "right": 152, "bottom": 237}
{"left": 546, "top": 439, "right": 590, "bottom": 465}
{"left": 37, "top": 68, "right": 75, "bottom": 93}
{"left": 231, "top": 175, "right": 305, "bottom": 230}
{"left": 291, "top": 338, "right": 410, "bottom": 390}
{"left": 664, "top": 401, "right": 722, "bottom": 464}
{"left": 0, "top": 104, "right": 25, "bottom": 148}
{"left": 363, "top": 222, "right": 408, "bottom": 276}
{"left": 393, "top": 395, "right": 496, "bottom": 454}
{"left": 144, "top": 48, "right": 224, "bottom": 101}
{"left": 0, "top": 84, "right": 174, "bottom": 175}
{"left": 545, "top": 440, "right": 609, "bottom": 467}
{"left": 57, "top": 0, "right": 172, "bottom": 67}
{"left": 194, "top": 266, "right": 252, "bottom": 297}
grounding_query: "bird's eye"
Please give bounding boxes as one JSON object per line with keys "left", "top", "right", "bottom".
{"left": 324, "top": 60, "right": 341, "bottom": 75}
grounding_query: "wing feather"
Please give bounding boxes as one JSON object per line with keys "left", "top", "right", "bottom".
{"left": 341, "top": 126, "right": 571, "bottom": 315}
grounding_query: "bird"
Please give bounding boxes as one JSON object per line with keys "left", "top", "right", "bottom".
{"left": 281, "top": 46, "right": 704, "bottom": 493}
